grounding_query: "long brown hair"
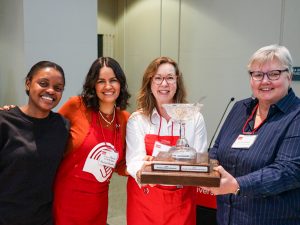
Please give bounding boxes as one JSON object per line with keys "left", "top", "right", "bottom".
{"left": 137, "top": 56, "right": 187, "bottom": 117}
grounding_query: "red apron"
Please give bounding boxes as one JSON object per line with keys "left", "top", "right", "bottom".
{"left": 196, "top": 188, "right": 217, "bottom": 209}
{"left": 53, "top": 112, "right": 123, "bottom": 225}
{"left": 127, "top": 118, "right": 197, "bottom": 225}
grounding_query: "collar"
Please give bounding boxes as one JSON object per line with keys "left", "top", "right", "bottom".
{"left": 243, "top": 88, "right": 297, "bottom": 116}
{"left": 150, "top": 108, "right": 161, "bottom": 124}
{"left": 275, "top": 88, "right": 297, "bottom": 114}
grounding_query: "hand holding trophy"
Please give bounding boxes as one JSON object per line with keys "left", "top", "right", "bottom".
{"left": 141, "top": 102, "right": 220, "bottom": 187}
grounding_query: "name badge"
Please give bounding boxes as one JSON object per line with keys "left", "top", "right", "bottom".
{"left": 231, "top": 134, "right": 257, "bottom": 149}
{"left": 152, "top": 141, "right": 171, "bottom": 157}
{"left": 98, "top": 149, "right": 119, "bottom": 168}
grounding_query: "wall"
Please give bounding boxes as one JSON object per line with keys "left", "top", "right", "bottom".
{"left": 97, "top": 2, "right": 300, "bottom": 222}
{"left": 0, "top": 0, "right": 25, "bottom": 105}
{"left": 1, "top": 1, "right": 297, "bottom": 225}
{"left": 98, "top": 0, "right": 117, "bottom": 34}
{"left": 0, "top": 0, "right": 97, "bottom": 109}
{"left": 112, "top": 0, "right": 300, "bottom": 142}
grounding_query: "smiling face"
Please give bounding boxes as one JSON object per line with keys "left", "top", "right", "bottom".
{"left": 151, "top": 63, "right": 177, "bottom": 106}
{"left": 250, "top": 58, "right": 291, "bottom": 107}
{"left": 26, "top": 67, "right": 65, "bottom": 117}
{"left": 95, "top": 66, "right": 120, "bottom": 109}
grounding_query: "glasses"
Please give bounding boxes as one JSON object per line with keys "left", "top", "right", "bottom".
{"left": 152, "top": 75, "right": 177, "bottom": 85}
{"left": 249, "top": 69, "right": 289, "bottom": 81}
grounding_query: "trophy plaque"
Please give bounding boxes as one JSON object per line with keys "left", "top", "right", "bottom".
{"left": 141, "top": 157, "right": 220, "bottom": 187}
{"left": 140, "top": 103, "right": 220, "bottom": 187}
{"left": 151, "top": 151, "right": 209, "bottom": 173}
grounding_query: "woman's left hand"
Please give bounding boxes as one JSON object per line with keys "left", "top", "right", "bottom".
{"left": 201, "top": 165, "right": 239, "bottom": 195}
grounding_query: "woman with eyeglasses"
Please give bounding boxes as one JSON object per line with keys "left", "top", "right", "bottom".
{"left": 201, "top": 45, "right": 300, "bottom": 225}
{"left": 126, "top": 56, "right": 207, "bottom": 225}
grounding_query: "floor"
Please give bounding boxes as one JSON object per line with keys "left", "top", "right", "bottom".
{"left": 107, "top": 174, "right": 127, "bottom": 225}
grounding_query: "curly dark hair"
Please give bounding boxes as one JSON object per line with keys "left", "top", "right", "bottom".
{"left": 81, "top": 57, "right": 131, "bottom": 111}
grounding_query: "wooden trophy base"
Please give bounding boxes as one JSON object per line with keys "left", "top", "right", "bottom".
{"left": 141, "top": 152, "right": 220, "bottom": 187}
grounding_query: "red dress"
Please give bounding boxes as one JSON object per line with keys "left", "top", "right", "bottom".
{"left": 127, "top": 133, "right": 197, "bottom": 225}
{"left": 54, "top": 106, "right": 125, "bottom": 225}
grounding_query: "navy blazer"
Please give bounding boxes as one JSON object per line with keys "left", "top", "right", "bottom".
{"left": 209, "top": 89, "right": 300, "bottom": 225}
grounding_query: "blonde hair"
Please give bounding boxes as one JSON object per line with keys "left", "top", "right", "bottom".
{"left": 247, "top": 44, "right": 293, "bottom": 76}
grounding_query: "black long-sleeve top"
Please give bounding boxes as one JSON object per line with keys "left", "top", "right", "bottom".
{"left": 0, "top": 107, "right": 69, "bottom": 225}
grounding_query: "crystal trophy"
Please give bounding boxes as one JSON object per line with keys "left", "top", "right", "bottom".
{"left": 140, "top": 102, "right": 221, "bottom": 187}
{"left": 162, "top": 103, "right": 202, "bottom": 160}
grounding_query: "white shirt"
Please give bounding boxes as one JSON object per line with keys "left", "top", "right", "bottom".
{"left": 126, "top": 108, "right": 207, "bottom": 180}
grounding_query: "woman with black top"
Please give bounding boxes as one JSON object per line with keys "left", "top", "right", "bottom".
{"left": 0, "top": 61, "right": 69, "bottom": 225}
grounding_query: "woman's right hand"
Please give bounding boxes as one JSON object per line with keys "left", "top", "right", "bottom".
{"left": 136, "top": 155, "right": 155, "bottom": 186}
{"left": 0, "top": 105, "right": 16, "bottom": 110}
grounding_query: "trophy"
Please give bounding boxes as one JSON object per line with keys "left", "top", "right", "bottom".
{"left": 162, "top": 103, "right": 201, "bottom": 160}
{"left": 140, "top": 103, "right": 220, "bottom": 187}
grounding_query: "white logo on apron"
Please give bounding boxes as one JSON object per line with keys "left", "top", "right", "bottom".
{"left": 83, "top": 142, "right": 118, "bottom": 182}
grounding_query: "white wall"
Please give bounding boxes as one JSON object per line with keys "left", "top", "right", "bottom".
{"left": 107, "top": 0, "right": 300, "bottom": 144}
{"left": 0, "top": 0, "right": 97, "bottom": 109}
{"left": 283, "top": 0, "right": 300, "bottom": 64}
{"left": 0, "top": 0, "right": 25, "bottom": 105}
{"left": 97, "top": 0, "right": 117, "bottom": 34}
{"left": 179, "top": 0, "right": 283, "bottom": 143}
{"left": 97, "top": 2, "right": 300, "bottom": 224}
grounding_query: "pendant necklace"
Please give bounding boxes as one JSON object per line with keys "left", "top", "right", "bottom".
{"left": 99, "top": 108, "right": 115, "bottom": 127}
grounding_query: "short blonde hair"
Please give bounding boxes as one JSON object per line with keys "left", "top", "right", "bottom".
{"left": 247, "top": 44, "right": 293, "bottom": 76}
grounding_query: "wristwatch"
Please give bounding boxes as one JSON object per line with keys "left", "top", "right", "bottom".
{"left": 234, "top": 186, "right": 240, "bottom": 195}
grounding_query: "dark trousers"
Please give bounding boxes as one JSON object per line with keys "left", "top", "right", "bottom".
{"left": 196, "top": 206, "right": 217, "bottom": 225}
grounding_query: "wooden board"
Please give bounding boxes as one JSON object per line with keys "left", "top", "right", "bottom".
{"left": 141, "top": 158, "right": 220, "bottom": 187}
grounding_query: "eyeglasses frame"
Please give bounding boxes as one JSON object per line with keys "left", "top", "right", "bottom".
{"left": 151, "top": 74, "right": 178, "bottom": 85}
{"left": 249, "top": 69, "right": 289, "bottom": 81}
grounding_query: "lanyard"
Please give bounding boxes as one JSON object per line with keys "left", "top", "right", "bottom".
{"left": 242, "top": 104, "right": 267, "bottom": 135}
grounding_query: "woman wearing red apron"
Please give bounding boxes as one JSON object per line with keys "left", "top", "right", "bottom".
{"left": 126, "top": 57, "right": 207, "bottom": 225}
{"left": 196, "top": 189, "right": 217, "bottom": 225}
{"left": 53, "top": 57, "right": 130, "bottom": 225}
